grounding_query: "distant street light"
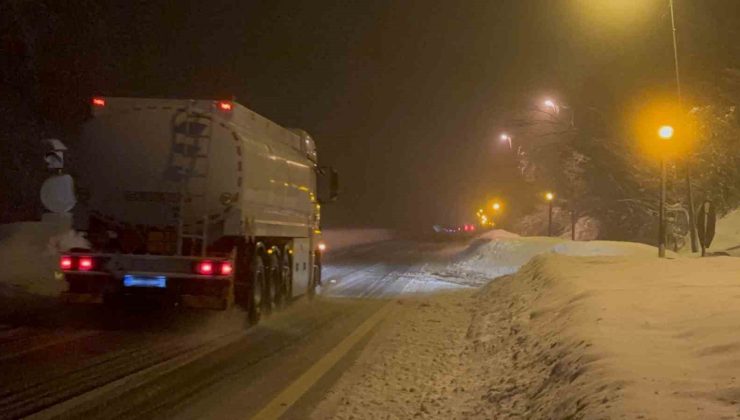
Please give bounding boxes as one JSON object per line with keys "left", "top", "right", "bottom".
{"left": 657, "top": 125, "right": 674, "bottom": 258}
{"left": 492, "top": 202, "right": 501, "bottom": 211}
{"left": 545, "top": 192, "right": 555, "bottom": 236}
{"left": 541, "top": 98, "right": 575, "bottom": 128}
{"left": 499, "top": 133, "right": 513, "bottom": 150}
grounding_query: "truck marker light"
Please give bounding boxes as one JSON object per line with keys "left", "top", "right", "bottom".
{"left": 60, "top": 256, "right": 73, "bottom": 270}
{"left": 92, "top": 97, "right": 106, "bottom": 107}
{"left": 318, "top": 242, "right": 327, "bottom": 252}
{"left": 220, "top": 262, "right": 233, "bottom": 276}
{"left": 217, "top": 101, "right": 233, "bottom": 111}
{"left": 78, "top": 256, "right": 94, "bottom": 271}
{"left": 197, "top": 261, "right": 214, "bottom": 275}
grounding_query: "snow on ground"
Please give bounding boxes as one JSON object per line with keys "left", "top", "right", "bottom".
{"left": 312, "top": 235, "right": 740, "bottom": 419}
{"left": 713, "top": 208, "right": 740, "bottom": 253}
{"left": 435, "top": 233, "right": 661, "bottom": 286}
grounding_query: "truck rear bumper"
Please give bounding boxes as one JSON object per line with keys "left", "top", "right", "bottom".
{"left": 61, "top": 291, "right": 104, "bottom": 304}
{"left": 62, "top": 272, "right": 233, "bottom": 310}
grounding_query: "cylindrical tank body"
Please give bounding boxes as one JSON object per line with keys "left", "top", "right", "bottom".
{"left": 74, "top": 97, "right": 318, "bottom": 249}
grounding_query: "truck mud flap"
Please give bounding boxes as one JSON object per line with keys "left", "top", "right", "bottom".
{"left": 60, "top": 292, "right": 104, "bottom": 304}
{"left": 181, "top": 295, "right": 229, "bottom": 310}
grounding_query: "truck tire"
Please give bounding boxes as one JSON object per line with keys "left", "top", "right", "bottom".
{"left": 247, "top": 254, "right": 265, "bottom": 325}
{"left": 233, "top": 242, "right": 249, "bottom": 309}
{"left": 272, "top": 252, "right": 285, "bottom": 309}
{"left": 264, "top": 253, "right": 279, "bottom": 315}
{"left": 279, "top": 250, "right": 292, "bottom": 307}
{"left": 308, "top": 263, "right": 320, "bottom": 300}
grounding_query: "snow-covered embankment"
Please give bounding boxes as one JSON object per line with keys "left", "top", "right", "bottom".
{"left": 312, "top": 234, "right": 740, "bottom": 419}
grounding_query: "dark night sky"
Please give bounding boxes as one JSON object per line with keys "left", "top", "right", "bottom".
{"left": 78, "top": 0, "right": 740, "bottom": 229}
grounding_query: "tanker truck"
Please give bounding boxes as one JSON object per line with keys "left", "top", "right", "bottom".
{"left": 58, "top": 96, "right": 338, "bottom": 324}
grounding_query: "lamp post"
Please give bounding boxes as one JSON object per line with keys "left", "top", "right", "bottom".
{"left": 658, "top": 125, "right": 674, "bottom": 258}
{"left": 543, "top": 99, "right": 575, "bottom": 128}
{"left": 544, "top": 98, "right": 577, "bottom": 239}
{"left": 668, "top": 0, "right": 698, "bottom": 253}
{"left": 545, "top": 192, "right": 555, "bottom": 237}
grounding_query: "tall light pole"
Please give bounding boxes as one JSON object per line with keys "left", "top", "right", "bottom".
{"left": 544, "top": 98, "right": 577, "bottom": 239}
{"left": 668, "top": 0, "right": 698, "bottom": 253}
{"left": 545, "top": 192, "right": 555, "bottom": 237}
{"left": 658, "top": 125, "right": 674, "bottom": 258}
{"left": 543, "top": 98, "right": 575, "bottom": 128}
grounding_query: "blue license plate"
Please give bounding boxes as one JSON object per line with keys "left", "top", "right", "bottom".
{"left": 123, "top": 275, "right": 167, "bottom": 288}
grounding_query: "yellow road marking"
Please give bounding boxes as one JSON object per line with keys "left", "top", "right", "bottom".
{"left": 252, "top": 301, "right": 393, "bottom": 419}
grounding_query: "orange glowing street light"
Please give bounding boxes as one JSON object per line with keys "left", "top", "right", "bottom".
{"left": 658, "top": 125, "right": 674, "bottom": 139}
{"left": 545, "top": 192, "right": 555, "bottom": 236}
{"left": 492, "top": 202, "right": 501, "bottom": 211}
{"left": 657, "top": 124, "right": 674, "bottom": 258}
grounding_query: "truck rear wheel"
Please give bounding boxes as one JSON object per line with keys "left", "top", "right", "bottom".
{"left": 272, "top": 252, "right": 285, "bottom": 309}
{"left": 263, "top": 253, "right": 279, "bottom": 315}
{"left": 247, "top": 254, "right": 265, "bottom": 325}
{"left": 279, "top": 251, "right": 292, "bottom": 307}
{"left": 308, "top": 263, "right": 320, "bottom": 300}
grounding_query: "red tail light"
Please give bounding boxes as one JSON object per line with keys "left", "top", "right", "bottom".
{"left": 60, "top": 256, "right": 73, "bottom": 270}
{"left": 220, "top": 262, "right": 233, "bottom": 276}
{"left": 78, "top": 256, "right": 94, "bottom": 271}
{"left": 217, "top": 101, "right": 233, "bottom": 111}
{"left": 92, "top": 97, "right": 106, "bottom": 107}
{"left": 196, "top": 261, "right": 214, "bottom": 275}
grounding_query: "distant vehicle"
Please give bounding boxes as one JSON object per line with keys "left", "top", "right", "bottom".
{"left": 432, "top": 224, "right": 476, "bottom": 236}
{"left": 58, "top": 97, "right": 338, "bottom": 325}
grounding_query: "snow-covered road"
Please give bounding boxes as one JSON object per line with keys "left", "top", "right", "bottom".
{"left": 0, "top": 237, "right": 480, "bottom": 419}
{"left": 3, "top": 231, "right": 738, "bottom": 419}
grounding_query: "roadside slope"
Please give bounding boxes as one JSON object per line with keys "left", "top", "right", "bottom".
{"left": 311, "top": 238, "right": 740, "bottom": 419}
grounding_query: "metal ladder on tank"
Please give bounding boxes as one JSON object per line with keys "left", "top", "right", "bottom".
{"left": 168, "top": 102, "right": 213, "bottom": 256}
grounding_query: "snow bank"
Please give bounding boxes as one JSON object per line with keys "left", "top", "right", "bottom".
{"left": 445, "top": 235, "right": 659, "bottom": 284}
{"left": 713, "top": 208, "right": 740, "bottom": 252}
{"left": 480, "top": 254, "right": 740, "bottom": 418}
{"left": 550, "top": 239, "right": 657, "bottom": 257}
{"left": 0, "top": 215, "right": 87, "bottom": 297}
{"left": 478, "top": 229, "right": 521, "bottom": 240}
{"left": 314, "top": 250, "right": 740, "bottom": 419}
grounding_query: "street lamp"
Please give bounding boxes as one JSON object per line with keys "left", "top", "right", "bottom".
{"left": 499, "top": 133, "right": 513, "bottom": 150}
{"left": 657, "top": 125, "right": 673, "bottom": 258}
{"left": 541, "top": 98, "right": 576, "bottom": 128}
{"left": 545, "top": 192, "right": 555, "bottom": 236}
{"left": 658, "top": 125, "right": 674, "bottom": 140}
{"left": 492, "top": 202, "right": 501, "bottom": 212}
{"left": 667, "top": 0, "right": 698, "bottom": 253}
